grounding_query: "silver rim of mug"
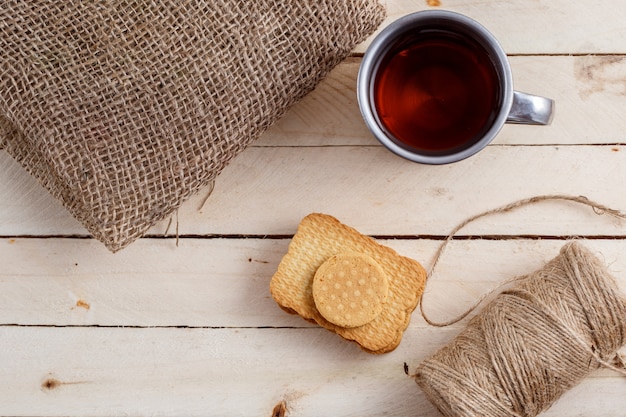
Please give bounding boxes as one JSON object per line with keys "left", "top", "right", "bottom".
{"left": 357, "top": 10, "right": 514, "bottom": 165}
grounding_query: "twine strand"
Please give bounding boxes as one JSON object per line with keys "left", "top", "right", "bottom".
{"left": 420, "top": 194, "right": 626, "bottom": 327}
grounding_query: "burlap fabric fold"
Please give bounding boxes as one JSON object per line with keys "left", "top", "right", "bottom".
{"left": 0, "top": 1, "right": 385, "bottom": 251}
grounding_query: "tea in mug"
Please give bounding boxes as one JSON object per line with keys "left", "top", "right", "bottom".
{"left": 373, "top": 32, "right": 501, "bottom": 153}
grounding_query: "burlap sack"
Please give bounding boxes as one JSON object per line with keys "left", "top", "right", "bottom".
{"left": 0, "top": 1, "right": 385, "bottom": 251}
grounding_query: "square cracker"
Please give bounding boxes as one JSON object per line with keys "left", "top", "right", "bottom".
{"left": 270, "top": 213, "right": 426, "bottom": 353}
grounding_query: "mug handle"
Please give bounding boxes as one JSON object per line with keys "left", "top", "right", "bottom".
{"left": 506, "top": 91, "right": 555, "bottom": 125}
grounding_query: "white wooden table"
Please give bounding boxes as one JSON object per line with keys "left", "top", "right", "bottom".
{"left": 2, "top": 1, "right": 626, "bottom": 416}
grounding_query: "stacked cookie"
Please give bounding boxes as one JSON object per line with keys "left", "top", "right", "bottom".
{"left": 270, "top": 213, "right": 427, "bottom": 353}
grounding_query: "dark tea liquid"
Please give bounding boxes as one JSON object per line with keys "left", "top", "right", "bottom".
{"left": 374, "top": 32, "right": 500, "bottom": 153}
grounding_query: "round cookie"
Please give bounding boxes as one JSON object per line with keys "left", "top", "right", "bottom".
{"left": 312, "top": 253, "right": 389, "bottom": 328}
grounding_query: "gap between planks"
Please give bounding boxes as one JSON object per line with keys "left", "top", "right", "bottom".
{"left": 5, "top": 234, "right": 626, "bottom": 240}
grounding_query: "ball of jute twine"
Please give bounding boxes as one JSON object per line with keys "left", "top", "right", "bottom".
{"left": 414, "top": 194, "right": 626, "bottom": 417}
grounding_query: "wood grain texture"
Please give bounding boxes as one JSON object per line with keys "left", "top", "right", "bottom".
{"left": 263, "top": 56, "right": 626, "bottom": 147}
{"left": 2, "top": 1, "right": 626, "bottom": 416}
{"left": 2, "top": 238, "right": 626, "bottom": 327}
{"left": 3, "top": 145, "right": 626, "bottom": 237}
{"left": 0, "top": 325, "right": 624, "bottom": 417}
{"left": 357, "top": 0, "right": 626, "bottom": 54}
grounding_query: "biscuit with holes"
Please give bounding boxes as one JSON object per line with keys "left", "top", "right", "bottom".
{"left": 270, "top": 213, "right": 427, "bottom": 353}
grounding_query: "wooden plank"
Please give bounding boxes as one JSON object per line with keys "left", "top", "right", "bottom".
{"left": 3, "top": 145, "right": 626, "bottom": 238}
{"left": 159, "top": 145, "right": 626, "bottom": 237}
{"left": 357, "top": 0, "right": 626, "bottom": 54}
{"left": 0, "top": 237, "right": 299, "bottom": 327}
{"left": 0, "top": 325, "right": 624, "bottom": 417}
{"left": 0, "top": 56, "right": 623, "bottom": 152}
{"left": 3, "top": 53, "right": 626, "bottom": 238}
{"left": 2, "top": 238, "right": 626, "bottom": 327}
{"left": 262, "top": 55, "right": 626, "bottom": 146}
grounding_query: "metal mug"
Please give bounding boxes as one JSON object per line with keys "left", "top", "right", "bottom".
{"left": 357, "top": 10, "right": 554, "bottom": 164}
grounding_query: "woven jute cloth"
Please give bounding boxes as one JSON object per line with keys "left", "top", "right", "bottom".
{"left": 0, "top": 0, "right": 385, "bottom": 251}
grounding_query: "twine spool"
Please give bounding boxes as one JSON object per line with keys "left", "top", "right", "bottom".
{"left": 415, "top": 195, "right": 626, "bottom": 417}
